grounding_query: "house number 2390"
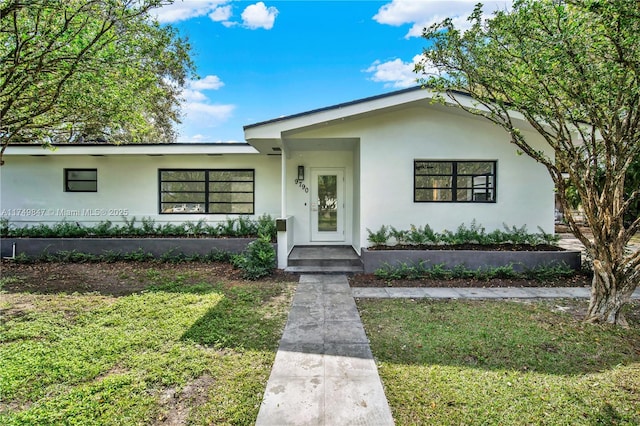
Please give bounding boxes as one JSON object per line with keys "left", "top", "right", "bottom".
{"left": 294, "top": 179, "right": 309, "bottom": 193}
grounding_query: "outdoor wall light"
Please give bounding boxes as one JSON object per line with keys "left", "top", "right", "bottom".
{"left": 298, "top": 165, "right": 305, "bottom": 181}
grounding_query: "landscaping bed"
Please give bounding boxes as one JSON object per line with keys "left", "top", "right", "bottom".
{"left": 363, "top": 223, "right": 582, "bottom": 273}
{"left": 367, "top": 243, "right": 562, "bottom": 251}
{"left": 349, "top": 272, "right": 591, "bottom": 288}
{"left": 361, "top": 247, "right": 581, "bottom": 274}
{"left": 1, "top": 261, "right": 296, "bottom": 296}
{"left": 1, "top": 261, "right": 589, "bottom": 293}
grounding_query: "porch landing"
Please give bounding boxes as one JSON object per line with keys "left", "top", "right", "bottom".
{"left": 285, "top": 246, "right": 364, "bottom": 274}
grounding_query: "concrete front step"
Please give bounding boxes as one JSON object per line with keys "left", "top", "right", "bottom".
{"left": 285, "top": 265, "right": 364, "bottom": 274}
{"left": 287, "top": 246, "right": 364, "bottom": 274}
{"left": 289, "top": 258, "right": 362, "bottom": 267}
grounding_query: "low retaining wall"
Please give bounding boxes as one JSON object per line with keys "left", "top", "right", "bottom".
{"left": 361, "top": 248, "right": 582, "bottom": 274}
{"left": 0, "top": 237, "right": 267, "bottom": 258}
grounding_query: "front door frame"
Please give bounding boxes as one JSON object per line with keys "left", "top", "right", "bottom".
{"left": 310, "top": 167, "right": 345, "bottom": 242}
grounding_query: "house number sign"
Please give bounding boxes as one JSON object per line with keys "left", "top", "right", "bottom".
{"left": 294, "top": 179, "right": 309, "bottom": 193}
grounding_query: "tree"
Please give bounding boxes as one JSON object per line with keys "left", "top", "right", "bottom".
{"left": 416, "top": 0, "right": 639, "bottom": 325}
{"left": 0, "top": 0, "right": 194, "bottom": 165}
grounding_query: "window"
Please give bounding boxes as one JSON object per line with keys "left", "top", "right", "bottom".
{"left": 159, "top": 169, "right": 254, "bottom": 214}
{"left": 65, "top": 169, "right": 97, "bottom": 192}
{"left": 414, "top": 160, "right": 496, "bottom": 202}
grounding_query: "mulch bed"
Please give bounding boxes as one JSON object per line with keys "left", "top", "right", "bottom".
{"left": 1, "top": 260, "right": 591, "bottom": 295}
{"left": 0, "top": 261, "right": 297, "bottom": 296}
{"left": 349, "top": 273, "right": 592, "bottom": 288}
{"left": 366, "top": 243, "right": 564, "bottom": 251}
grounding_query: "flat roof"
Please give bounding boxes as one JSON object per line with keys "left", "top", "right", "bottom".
{"left": 4, "top": 142, "right": 260, "bottom": 156}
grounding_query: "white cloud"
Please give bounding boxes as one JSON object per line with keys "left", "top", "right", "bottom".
{"left": 153, "top": 1, "right": 229, "bottom": 24}
{"left": 241, "top": 2, "right": 279, "bottom": 30}
{"left": 178, "top": 75, "right": 235, "bottom": 138}
{"left": 181, "top": 134, "right": 209, "bottom": 143}
{"left": 365, "top": 54, "right": 424, "bottom": 88}
{"left": 183, "top": 89, "right": 207, "bottom": 102}
{"left": 183, "top": 102, "right": 235, "bottom": 121}
{"left": 374, "top": 0, "right": 512, "bottom": 38}
{"left": 153, "top": 1, "right": 279, "bottom": 29}
{"left": 209, "top": 5, "right": 232, "bottom": 22}
{"left": 190, "top": 75, "right": 225, "bottom": 91}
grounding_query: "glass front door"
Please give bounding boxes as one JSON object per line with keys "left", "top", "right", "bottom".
{"left": 311, "top": 168, "right": 344, "bottom": 241}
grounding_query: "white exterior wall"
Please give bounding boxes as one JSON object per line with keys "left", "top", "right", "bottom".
{"left": 284, "top": 150, "right": 354, "bottom": 246}
{"left": 356, "top": 107, "right": 554, "bottom": 248}
{"left": 0, "top": 154, "right": 281, "bottom": 227}
{"left": 290, "top": 106, "right": 555, "bottom": 249}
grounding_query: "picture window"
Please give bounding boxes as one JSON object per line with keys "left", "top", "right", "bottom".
{"left": 159, "top": 169, "right": 255, "bottom": 214}
{"left": 414, "top": 160, "right": 496, "bottom": 203}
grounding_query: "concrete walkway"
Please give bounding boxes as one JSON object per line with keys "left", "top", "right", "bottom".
{"left": 255, "top": 274, "right": 394, "bottom": 425}
{"left": 352, "top": 286, "right": 640, "bottom": 300}
{"left": 256, "top": 274, "right": 640, "bottom": 425}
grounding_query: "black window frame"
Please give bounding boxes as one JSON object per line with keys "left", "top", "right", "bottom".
{"left": 159, "top": 168, "right": 255, "bottom": 215}
{"left": 414, "top": 160, "right": 497, "bottom": 203}
{"left": 64, "top": 168, "right": 98, "bottom": 192}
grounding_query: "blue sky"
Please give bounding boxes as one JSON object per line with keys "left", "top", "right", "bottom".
{"left": 152, "top": 1, "right": 510, "bottom": 143}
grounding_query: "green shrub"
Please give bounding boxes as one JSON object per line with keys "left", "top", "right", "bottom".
{"left": 389, "top": 226, "right": 408, "bottom": 245}
{"left": 218, "top": 217, "right": 237, "bottom": 236}
{"left": 233, "top": 234, "right": 276, "bottom": 280}
{"left": 367, "top": 221, "right": 560, "bottom": 247}
{"left": 121, "top": 216, "right": 140, "bottom": 236}
{"left": 1, "top": 216, "right": 276, "bottom": 239}
{"left": 122, "top": 248, "right": 155, "bottom": 262}
{"left": 1, "top": 217, "right": 10, "bottom": 237}
{"left": 140, "top": 217, "right": 158, "bottom": 235}
{"left": 256, "top": 214, "right": 277, "bottom": 241}
{"left": 374, "top": 261, "right": 574, "bottom": 281}
{"left": 93, "top": 220, "right": 114, "bottom": 237}
{"left": 367, "top": 225, "right": 389, "bottom": 246}
{"left": 158, "top": 222, "right": 186, "bottom": 236}
{"left": 406, "top": 224, "right": 438, "bottom": 245}
{"left": 202, "top": 249, "right": 233, "bottom": 263}
{"left": 236, "top": 215, "right": 257, "bottom": 237}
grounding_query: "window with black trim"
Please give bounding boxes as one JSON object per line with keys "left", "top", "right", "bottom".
{"left": 65, "top": 169, "right": 97, "bottom": 192}
{"left": 414, "top": 160, "right": 496, "bottom": 202}
{"left": 159, "top": 169, "right": 255, "bottom": 214}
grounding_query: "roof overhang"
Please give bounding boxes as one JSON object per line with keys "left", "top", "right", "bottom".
{"left": 243, "top": 86, "right": 521, "bottom": 154}
{"left": 3, "top": 143, "right": 259, "bottom": 156}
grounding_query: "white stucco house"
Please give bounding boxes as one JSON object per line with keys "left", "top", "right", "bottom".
{"left": 0, "top": 87, "right": 554, "bottom": 268}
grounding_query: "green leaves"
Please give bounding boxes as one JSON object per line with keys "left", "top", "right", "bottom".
{"left": 0, "top": 0, "right": 194, "bottom": 159}
{"left": 416, "top": 0, "right": 640, "bottom": 323}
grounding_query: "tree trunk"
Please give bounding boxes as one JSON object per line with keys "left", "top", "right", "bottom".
{"left": 585, "top": 259, "right": 633, "bottom": 327}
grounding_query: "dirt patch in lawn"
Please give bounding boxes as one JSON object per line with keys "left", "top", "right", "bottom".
{"left": 0, "top": 261, "right": 298, "bottom": 296}
{"left": 155, "top": 374, "right": 216, "bottom": 426}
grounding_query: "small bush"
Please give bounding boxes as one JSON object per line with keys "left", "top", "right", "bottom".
{"left": 256, "top": 214, "right": 277, "bottom": 241}
{"left": 1, "top": 215, "right": 277, "bottom": 239}
{"left": 184, "top": 219, "right": 207, "bottom": 236}
{"left": 367, "top": 221, "right": 560, "bottom": 248}
{"left": 367, "top": 225, "right": 390, "bottom": 246}
{"left": 233, "top": 234, "right": 276, "bottom": 280}
{"left": 0, "top": 218, "right": 9, "bottom": 237}
{"left": 374, "top": 261, "right": 574, "bottom": 281}
{"left": 122, "top": 248, "right": 155, "bottom": 262}
{"left": 236, "top": 216, "right": 257, "bottom": 237}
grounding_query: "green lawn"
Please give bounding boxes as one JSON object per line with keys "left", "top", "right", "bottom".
{"left": 0, "top": 269, "right": 295, "bottom": 425}
{"left": 3, "top": 264, "right": 640, "bottom": 425}
{"left": 358, "top": 299, "right": 640, "bottom": 426}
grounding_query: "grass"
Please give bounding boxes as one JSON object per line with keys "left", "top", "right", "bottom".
{"left": 358, "top": 298, "right": 640, "bottom": 425}
{"left": 0, "top": 269, "right": 295, "bottom": 425}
